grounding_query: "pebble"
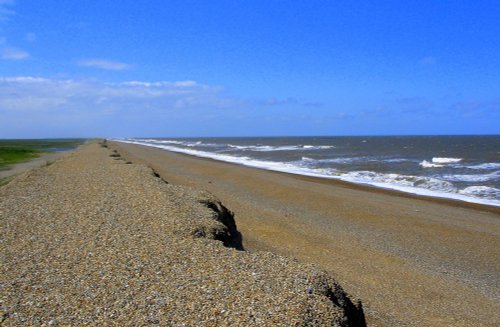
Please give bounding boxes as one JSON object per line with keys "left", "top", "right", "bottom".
{"left": 0, "top": 142, "right": 364, "bottom": 326}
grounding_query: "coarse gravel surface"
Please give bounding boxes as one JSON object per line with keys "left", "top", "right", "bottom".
{"left": 0, "top": 142, "right": 365, "bottom": 326}
{"left": 110, "top": 140, "right": 500, "bottom": 327}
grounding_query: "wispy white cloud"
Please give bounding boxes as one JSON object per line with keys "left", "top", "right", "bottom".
{"left": 450, "top": 99, "right": 500, "bottom": 118}
{"left": 253, "top": 97, "right": 323, "bottom": 108}
{"left": 0, "top": 37, "right": 30, "bottom": 60}
{"left": 121, "top": 80, "right": 198, "bottom": 88}
{"left": 78, "top": 59, "right": 132, "bottom": 71}
{"left": 0, "top": 75, "right": 245, "bottom": 137}
{"left": 1, "top": 46, "right": 28, "bottom": 60}
{"left": 361, "top": 97, "right": 435, "bottom": 118}
{"left": 0, "top": 1, "right": 30, "bottom": 60}
{"left": 0, "top": 76, "right": 235, "bottom": 112}
{"left": 0, "top": 0, "right": 15, "bottom": 23}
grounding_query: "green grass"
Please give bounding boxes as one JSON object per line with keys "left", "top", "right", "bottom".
{"left": 0, "top": 139, "right": 85, "bottom": 149}
{"left": 0, "top": 146, "right": 41, "bottom": 170}
{"left": 0, "top": 139, "right": 85, "bottom": 170}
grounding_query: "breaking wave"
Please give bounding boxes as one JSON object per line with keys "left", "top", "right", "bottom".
{"left": 228, "top": 144, "right": 335, "bottom": 151}
{"left": 420, "top": 160, "right": 445, "bottom": 168}
{"left": 432, "top": 157, "right": 463, "bottom": 163}
{"left": 440, "top": 171, "right": 500, "bottom": 182}
{"left": 116, "top": 138, "right": 500, "bottom": 207}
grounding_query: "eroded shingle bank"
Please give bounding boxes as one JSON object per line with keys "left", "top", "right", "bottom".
{"left": 0, "top": 142, "right": 365, "bottom": 326}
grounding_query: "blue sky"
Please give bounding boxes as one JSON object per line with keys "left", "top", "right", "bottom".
{"left": 0, "top": 0, "right": 499, "bottom": 138}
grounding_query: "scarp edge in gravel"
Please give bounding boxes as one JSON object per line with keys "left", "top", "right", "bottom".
{"left": 0, "top": 140, "right": 366, "bottom": 326}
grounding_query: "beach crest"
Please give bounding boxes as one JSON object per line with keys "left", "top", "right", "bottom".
{"left": 0, "top": 141, "right": 365, "bottom": 325}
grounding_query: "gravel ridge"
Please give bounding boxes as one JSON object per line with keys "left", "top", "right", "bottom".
{"left": 0, "top": 142, "right": 365, "bottom": 326}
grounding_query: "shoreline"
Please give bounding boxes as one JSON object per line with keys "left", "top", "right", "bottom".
{"left": 110, "top": 140, "right": 500, "bottom": 326}
{"left": 116, "top": 140, "right": 500, "bottom": 214}
{"left": 116, "top": 140, "right": 500, "bottom": 210}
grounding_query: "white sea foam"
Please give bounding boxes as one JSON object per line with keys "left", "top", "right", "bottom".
{"left": 135, "top": 139, "right": 185, "bottom": 145}
{"left": 432, "top": 157, "right": 462, "bottom": 163}
{"left": 227, "top": 144, "right": 245, "bottom": 149}
{"left": 159, "top": 140, "right": 184, "bottom": 144}
{"left": 228, "top": 144, "right": 296, "bottom": 151}
{"left": 303, "top": 145, "right": 335, "bottom": 149}
{"left": 304, "top": 157, "right": 412, "bottom": 164}
{"left": 383, "top": 158, "right": 413, "bottom": 163}
{"left": 339, "top": 171, "right": 499, "bottom": 205}
{"left": 414, "top": 179, "right": 458, "bottom": 193}
{"left": 459, "top": 186, "right": 500, "bottom": 199}
{"left": 116, "top": 139, "right": 500, "bottom": 207}
{"left": 185, "top": 141, "right": 220, "bottom": 147}
{"left": 460, "top": 163, "right": 500, "bottom": 170}
{"left": 301, "top": 157, "right": 346, "bottom": 164}
{"left": 140, "top": 139, "right": 222, "bottom": 148}
{"left": 420, "top": 160, "right": 445, "bottom": 168}
{"left": 440, "top": 171, "right": 500, "bottom": 182}
{"left": 255, "top": 145, "right": 299, "bottom": 151}
{"left": 120, "top": 139, "right": 340, "bottom": 178}
{"left": 228, "top": 144, "right": 334, "bottom": 151}
{"left": 420, "top": 157, "right": 464, "bottom": 167}
{"left": 341, "top": 171, "right": 457, "bottom": 193}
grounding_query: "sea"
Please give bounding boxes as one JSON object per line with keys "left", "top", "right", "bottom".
{"left": 117, "top": 136, "right": 500, "bottom": 207}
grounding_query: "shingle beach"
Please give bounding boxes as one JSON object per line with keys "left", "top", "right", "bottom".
{"left": 0, "top": 142, "right": 365, "bottom": 326}
{"left": 110, "top": 140, "right": 500, "bottom": 326}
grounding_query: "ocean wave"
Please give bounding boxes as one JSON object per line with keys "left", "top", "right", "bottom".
{"left": 139, "top": 139, "right": 223, "bottom": 148}
{"left": 303, "top": 145, "right": 335, "bottom": 149}
{"left": 227, "top": 144, "right": 247, "bottom": 149}
{"left": 144, "top": 139, "right": 336, "bottom": 152}
{"left": 228, "top": 144, "right": 334, "bottom": 151}
{"left": 432, "top": 157, "right": 462, "bottom": 163}
{"left": 302, "top": 156, "right": 357, "bottom": 164}
{"left": 121, "top": 139, "right": 341, "bottom": 178}
{"left": 185, "top": 141, "right": 202, "bottom": 147}
{"left": 420, "top": 157, "right": 472, "bottom": 168}
{"left": 419, "top": 160, "right": 445, "bottom": 168}
{"left": 459, "top": 163, "right": 500, "bottom": 170}
{"left": 339, "top": 171, "right": 500, "bottom": 204}
{"left": 342, "top": 171, "right": 457, "bottom": 193}
{"left": 148, "top": 139, "right": 185, "bottom": 145}
{"left": 383, "top": 158, "right": 413, "bottom": 163}
{"left": 303, "top": 156, "right": 412, "bottom": 165}
{"left": 228, "top": 144, "right": 296, "bottom": 151}
{"left": 459, "top": 186, "right": 500, "bottom": 199}
{"left": 117, "top": 139, "right": 500, "bottom": 207}
{"left": 185, "top": 141, "right": 221, "bottom": 147}
{"left": 440, "top": 171, "right": 500, "bottom": 182}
